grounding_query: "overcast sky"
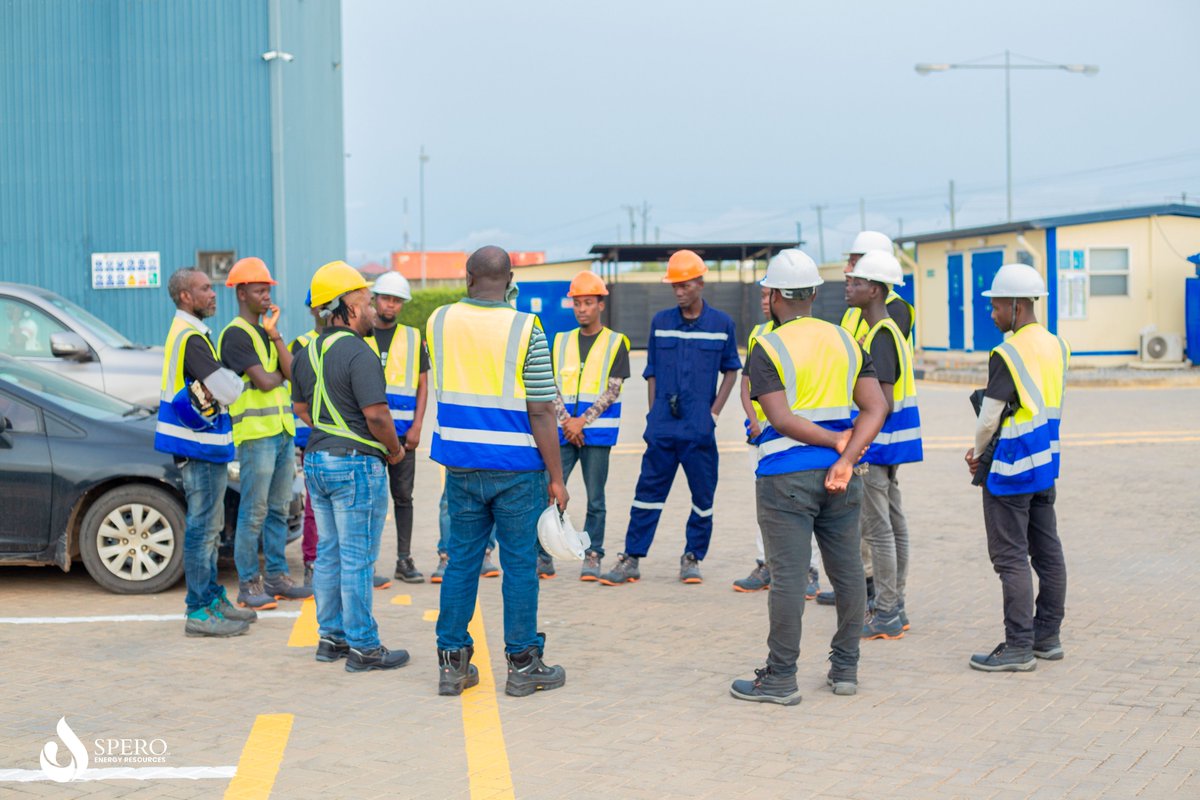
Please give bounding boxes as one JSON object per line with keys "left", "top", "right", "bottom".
{"left": 341, "top": 0, "right": 1200, "bottom": 264}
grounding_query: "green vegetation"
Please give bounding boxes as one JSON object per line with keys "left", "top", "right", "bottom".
{"left": 397, "top": 287, "right": 467, "bottom": 330}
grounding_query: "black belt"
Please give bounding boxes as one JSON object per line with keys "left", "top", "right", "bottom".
{"left": 323, "top": 447, "right": 378, "bottom": 458}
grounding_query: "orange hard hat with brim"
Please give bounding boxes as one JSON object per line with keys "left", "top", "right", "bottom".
{"left": 226, "top": 257, "right": 276, "bottom": 287}
{"left": 567, "top": 271, "right": 609, "bottom": 297}
{"left": 663, "top": 250, "right": 707, "bottom": 284}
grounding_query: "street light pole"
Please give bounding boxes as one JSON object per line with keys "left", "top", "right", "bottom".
{"left": 419, "top": 145, "right": 429, "bottom": 290}
{"left": 1004, "top": 50, "right": 1012, "bottom": 221}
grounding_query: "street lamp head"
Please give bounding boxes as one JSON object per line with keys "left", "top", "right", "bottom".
{"left": 914, "top": 63, "right": 951, "bottom": 75}
{"left": 1063, "top": 64, "right": 1100, "bottom": 76}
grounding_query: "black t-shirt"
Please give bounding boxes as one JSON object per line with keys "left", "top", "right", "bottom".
{"left": 220, "top": 323, "right": 273, "bottom": 376}
{"left": 372, "top": 325, "right": 431, "bottom": 374}
{"left": 868, "top": 329, "right": 900, "bottom": 387}
{"left": 984, "top": 353, "right": 1018, "bottom": 404}
{"left": 290, "top": 328, "right": 389, "bottom": 458}
{"left": 887, "top": 298, "right": 912, "bottom": 341}
{"left": 748, "top": 344, "right": 877, "bottom": 400}
{"left": 577, "top": 332, "right": 631, "bottom": 380}
{"left": 182, "top": 333, "right": 224, "bottom": 384}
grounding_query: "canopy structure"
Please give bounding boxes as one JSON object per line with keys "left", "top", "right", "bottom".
{"left": 587, "top": 241, "right": 801, "bottom": 283}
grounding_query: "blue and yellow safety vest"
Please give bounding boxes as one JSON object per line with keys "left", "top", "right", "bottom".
{"left": 842, "top": 291, "right": 915, "bottom": 348}
{"left": 553, "top": 326, "right": 629, "bottom": 447}
{"left": 218, "top": 316, "right": 295, "bottom": 446}
{"left": 154, "top": 318, "right": 235, "bottom": 463}
{"left": 289, "top": 328, "right": 317, "bottom": 449}
{"left": 366, "top": 325, "right": 421, "bottom": 439}
{"left": 861, "top": 317, "right": 923, "bottom": 466}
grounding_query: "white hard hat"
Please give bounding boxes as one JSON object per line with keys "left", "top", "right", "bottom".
{"left": 372, "top": 271, "right": 412, "bottom": 300}
{"left": 847, "top": 250, "right": 905, "bottom": 286}
{"left": 847, "top": 230, "right": 894, "bottom": 256}
{"left": 761, "top": 249, "right": 823, "bottom": 290}
{"left": 982, "top": 263, "right": 1048, "bottom": 298}
{"left": 536, "top": 504, "right": 591, "bottom": 561}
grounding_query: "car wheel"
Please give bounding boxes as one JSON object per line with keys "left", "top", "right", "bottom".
{"left": 78, "top": 485, "right": 186, "bottom": 594}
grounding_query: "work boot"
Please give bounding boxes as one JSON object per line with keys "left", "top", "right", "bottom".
{"left": 394, "top": 556, "right": 425, "bottom": 584}
{"left": 264, "top": 572, "right": 313, "bottom": 601}
{"left": 729, "top": 666, "right": 802, "bottom": 706}
{"left": 184, "top": 606, "right": 250, "bottom": 638}
{"left": 598, "top": 554, "right": 640, "bottom": 586}
{"left": 898, "top": 602, "right": 910, "bottom": 631}
{"left": 438, "top": 646, "right": 480, "bottom": 696}
{"left": 303, "top": 560, "right": 314, "bottom": 588}
{"left": 679, "top": 552, "right": 703, "bottom": 584}
{"left": 537, "top": 554, "right": 556, "bottom": 579}
{"left": 969, "top": 642, "right": 1036, "bottom": 673}
{"left": 430, "top": 553, "right": 449, "bottom": 583}
{"left": 827, "top": 651, "right": 859, "bottom": 696}
{"left": 579, "top": 550, "right": 602, "bottom": 581}
{"left": 213, "top": 587, "right": 257, "bottom": 623}
{"left": 505, "top": 645, "right": 566, "bottom": 697}
{"left": 480, "top": 549, "right": 500, "bottom": 578}
{"left": 733, "top": 560, "right": 770, "bottom": 592}
{"left": 345, "top": 644, "right": 411, "bottom": 673}
{"left": 818, "top": 576, "right": 874, "bottom": 608}
{"left": 816, "top": 590, "right": 836, "bottom": 606}
{"left": 805, "top": 567, "right": 820, "bottom": 600}
{"left": 237, "top": 576, "right": 279, "bottom": 610}
{"left": 373, "top": 574, "right": 392, "bottom": 590}
{"left": 1034, "top": 635, "right": 1064, "bottom": 661}
{"left": 862, "top": 610, "right": 905, "bottom": 640}
{"left": 315, "top": 636, "right": 350, "bottom": 662}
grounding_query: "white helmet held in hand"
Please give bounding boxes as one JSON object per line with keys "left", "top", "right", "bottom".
{"left": 761, "top": 249, "right": 823, "bottom": 290}
{"left": 847, "top": 250, "right": 905, "bottom": 286}
{"left": 848, "top": 230, "right": 894, "bottom": 256}
{"left": 372, "top": 271, "right": 413, "bottom": 301}
{"left": 537, "top": 504, "right": 590, "bottom": 561}
{"left": 982, "top": 263, "right": 1047, "bottom": 298}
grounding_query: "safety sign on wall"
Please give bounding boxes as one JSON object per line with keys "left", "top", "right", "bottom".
{"left": 91, "top": 252, "right": 161, "bottom": 290}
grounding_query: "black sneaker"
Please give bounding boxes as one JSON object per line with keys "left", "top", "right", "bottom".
{"left": 345, "top": 644, "right": 411, "bottom": 673}
{"left": 394, "top": 556, "right": 425, "bottom": 584}
{"left": 505, "top": 645, "right": 566, "bottom": 697}
{"left": 598, "top": 553, "right": 640, "bottom": 586}
{"left": 438, "top": 646, "right": 480, "bottom": 696}
{"left": 969, "top": 642, "right": 1036, "bottom": 672}
{"left": 1033, "top": 636, "right": 1064, "bottom": 660}
{"left": 729, "top": 666, "right": 802, "bottom": 706}
{"left": 733, "top": 560, "right": 770, "bottom": 592}
{"left": 315, "top": 636, "right": 350, "bottom": 662}
{"left": 537, "top": 554, "right": 556, "bottom": 579}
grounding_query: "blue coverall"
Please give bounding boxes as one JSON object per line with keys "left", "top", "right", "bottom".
{"left": 623, "top": 301, "right": 741, "bottom": 560}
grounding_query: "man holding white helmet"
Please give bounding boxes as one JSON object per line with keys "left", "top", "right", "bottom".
{"left": 730, "top": 249, "right": 888, "bottom": 704}
{"left": 966, "top": 264, "right": 1070, "bottom": 673}
{"left": 371, "top": 271, "right": 430, "bottom": 584}
{"left": 844, "top": 251, "right": 923, "bottom": 641}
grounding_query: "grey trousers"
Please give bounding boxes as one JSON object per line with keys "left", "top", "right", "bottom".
{"left": 860, "top": 463, "right": 910, "bottom": 615}
{"left": 757, "top": 469, "right": 865, "bottom": 678}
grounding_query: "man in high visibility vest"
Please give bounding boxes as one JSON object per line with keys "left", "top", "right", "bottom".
{"left": 966, "top": 264, "right": 1070, "bottom": 673}
{"left": 428, "top": 245, "right": 569, "bottom": 698}
{"left": 369, "top": 271, "right": 430, "bottom": 584}
{"left": 730, "top": 250, "right": 888, "bottom": 705}
{"left": 599, "top": 250, "right": 741, "bottom": 587}
{"left": 845, "top": 251, "right": 924, "bottom": 641}
{"left": 292, "top": 261, "right": 410, "bottom": 673}
{"left": 540, "top": 270, "right": 630, "bottom": 581}
{"left": 218, "top": 257, "right": 311, "bottom": 608}
{"left": 288, "top": 293, "right": 323, "bottom": 586}
{"left": 155, "top": 268, "right": 255, "bottom": 637}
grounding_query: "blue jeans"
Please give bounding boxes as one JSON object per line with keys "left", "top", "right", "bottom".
{"left": 436, "top": 469, "right": 547, "bottom": 654}
{"left": 234, "top": 432, "right": 294, "bottom": 581}
{"left": 559, "top": 443, "right": 611, "bottom": 556}
{"left": 304, "top": 450, "right": 389, "bottom": 650}
{"left": 437, "top": 485, "right": 496, "bottom": 554}
{"left": 181, "top": 459, "right": 227, "bottom": 613}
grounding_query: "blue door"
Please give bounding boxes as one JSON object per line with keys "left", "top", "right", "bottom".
{"left": 971, "top": 251, "right": 1004, "bottom": 351}
{"left": 514, "top": 281, "right": 575, "bottom": 345}
{"left": 947, "top": 254, "right": 964, "bottom": 350}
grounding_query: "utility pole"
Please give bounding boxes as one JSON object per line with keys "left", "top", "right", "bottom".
{"left": 795, "top": 221, "right": 802, "bottom": 246}
{"left": 418, "top": 145, "right": 429, "bottom": 289}
{"left": 812, "top": 204, "right": 828, "bottom": 264}
{"left": 640, "top": 201, "right": 651, "bottom": 244}
{"left": 402, "top": 197, "right": 410, "bottom": 250}
{"left": 897, "top": 218, "right": 904, "bottom": 238}
{"left": 859, "top": 198, "right": 866, "bottom": 230}
{"left": 621, "top": 204, "right": 637, "bottom": 245}
{"left": 949, "top": 179, "right": 956, "bottom": 230}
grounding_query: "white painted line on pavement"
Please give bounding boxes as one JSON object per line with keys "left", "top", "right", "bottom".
{"left": 0, "top": 766, "right": 237, "bottom": 782}
{"left": 0, "top": 612, "right": 301, "bottom": 625}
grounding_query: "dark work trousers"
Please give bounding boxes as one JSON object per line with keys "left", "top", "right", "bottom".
{"left": 388, "top": 449, "right": 416, "bottom": 559}
{"left": 982, "top": 484, "right": 1066, "bottom": 648}
{"left": 623, "top": 435, "right": 718, "bottom": 560}
{"left": 757, "top": 469, "right": 865, "bottom": 679}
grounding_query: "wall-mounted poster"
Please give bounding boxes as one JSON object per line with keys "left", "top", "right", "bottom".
{"left": 91, "top": 252, "right": 161, "bottom": 290}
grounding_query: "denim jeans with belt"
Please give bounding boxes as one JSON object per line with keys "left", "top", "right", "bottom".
{"left": 437, "top": 469, "right": 547, "bottom": 654}
{"left": 757, "top": 469, "right": 865, "bottom": 678}
{"left": 304, "top": 450, "right": 389, "bottom": 650}
{"left": 233, "top": 432, "right": 295, "bottom": 581}
{"left": 181, "top": 459, "right": 227, "bottom": 613}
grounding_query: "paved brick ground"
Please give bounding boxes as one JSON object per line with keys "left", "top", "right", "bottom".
{"left": 2, "top": 357, "right": 1198, "bottom": 799}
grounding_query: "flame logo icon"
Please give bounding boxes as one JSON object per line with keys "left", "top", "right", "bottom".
{"left": 39, "top": 717, "right": 88, "bottom": 783}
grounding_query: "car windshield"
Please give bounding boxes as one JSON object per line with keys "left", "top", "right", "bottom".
{"left": 38, "top": 293, "right": 140, "bottom": 349}
{"left": 0, "top": 357, "right": 147, "bottom": 420}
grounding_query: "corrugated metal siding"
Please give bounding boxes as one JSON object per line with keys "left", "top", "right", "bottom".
{"left": 0, "top": 0, "right": 344, "bottom": 347}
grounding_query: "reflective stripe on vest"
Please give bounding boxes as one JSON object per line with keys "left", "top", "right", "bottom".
{"left": 427, "top": 302, "right": 543, "bottom": 471}
{"left": 310, "top": 331, "right": 387, "bottom": 455}
{"left": 752, "top": 318, "right": 859, "bottom": 477}
{"left": 987, "top": 324, "right": 1070, "bottom": 496}
{"left": 841, "top": 291, "right": 915, "bottom": 348}
{"left": 218, "top": 316, "right": 295, "bottom": 445}
{"left": 552, "top": 326, "right": 629, "bottom": 447}
{"left": 861, "top": 317, "right": 923, "bottom": 466}
{"left": 154, "top": 318, "right": 235, "bottom": 462}
{"left": 379, "top": 325, "right": 420, "bottom": 438}
{"left": 289, "top": 328, "right": 317, "bottom": 449}
{"left": 746, "top": 320, "right": 775, "bottom": 420}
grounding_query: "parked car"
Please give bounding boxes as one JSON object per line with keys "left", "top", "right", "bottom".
{"left": 0, "top": 356, "right": 302, "bottom": 594}
{"left": 0, "top": 282, "right": 163, "bottom": 408}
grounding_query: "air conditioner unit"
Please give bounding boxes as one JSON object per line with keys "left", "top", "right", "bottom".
{"left": 1139, "top": 331, "right": 1184, "bottom": 363}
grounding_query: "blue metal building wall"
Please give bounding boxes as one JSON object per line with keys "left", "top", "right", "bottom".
{"left": 0, "top": 0, "right": 344, "bottom": 346}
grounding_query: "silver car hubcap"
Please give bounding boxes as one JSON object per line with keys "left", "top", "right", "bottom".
{"left": 95, "top": 503, "right": 175, "bottom": 582}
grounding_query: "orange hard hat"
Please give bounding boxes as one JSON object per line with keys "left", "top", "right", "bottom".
{"left": 662, "top": 250, "right": 707, "bottom": 284}
{"left": 567, "top": 271, "right": 608, "bottom": 297}
{"left": 226, "top": 257, "right": 276, "bottom": 287}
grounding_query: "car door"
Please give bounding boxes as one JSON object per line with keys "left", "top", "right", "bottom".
{"left": 0, "top": 295, "right": 105, "bottom": 393}
{"left": 0, "top": 390, "right": 53, "bottom": 552}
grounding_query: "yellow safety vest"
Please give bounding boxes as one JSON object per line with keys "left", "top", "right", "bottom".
{"left": 861, "top": 317, "right": 923, "bottom": 465}
{"left": 841, "top": 290, "right": 915, "bottom": 348}
{"left": 218, "top": 316, "right": 295, "bottom": 446}
{"left": 309, "top": 330, "right": 388, "bottom": 455}
{"left": 367, "top": 325, "right": 421, "bottom": 437}
{"left": 289, "top": 328, "right": 318, "bottom": 449}
{"left": 746, "top": 320, "right": 775, "bottom": 420}
{"left": 154, "top": 317, "right": 235, "bottom": 462}
{"left": 552, "top": 326, "right": 629, "bottom": 446}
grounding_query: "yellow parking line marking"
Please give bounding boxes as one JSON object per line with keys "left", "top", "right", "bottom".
{"left": 286, "top": 598, "right": 318, "bottom": 648}
{"left": 391, "top": 594, "right": 413, "bottom": 605}
{"left": 461, "top": 600, "right": 514, "bottom": 800}
{"left": 423, "top": 609, "right": 440, "bottom": 622}
{"left": 223, "top": 713, "right": 294, "bottom": 800}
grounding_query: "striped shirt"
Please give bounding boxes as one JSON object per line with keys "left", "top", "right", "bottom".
{"left": 523, "top": 328, "right": 556, "bottom": 402}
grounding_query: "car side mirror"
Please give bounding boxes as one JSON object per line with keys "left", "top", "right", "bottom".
{"left": 50, "top": 331, "right": 93, "bottom": 362}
